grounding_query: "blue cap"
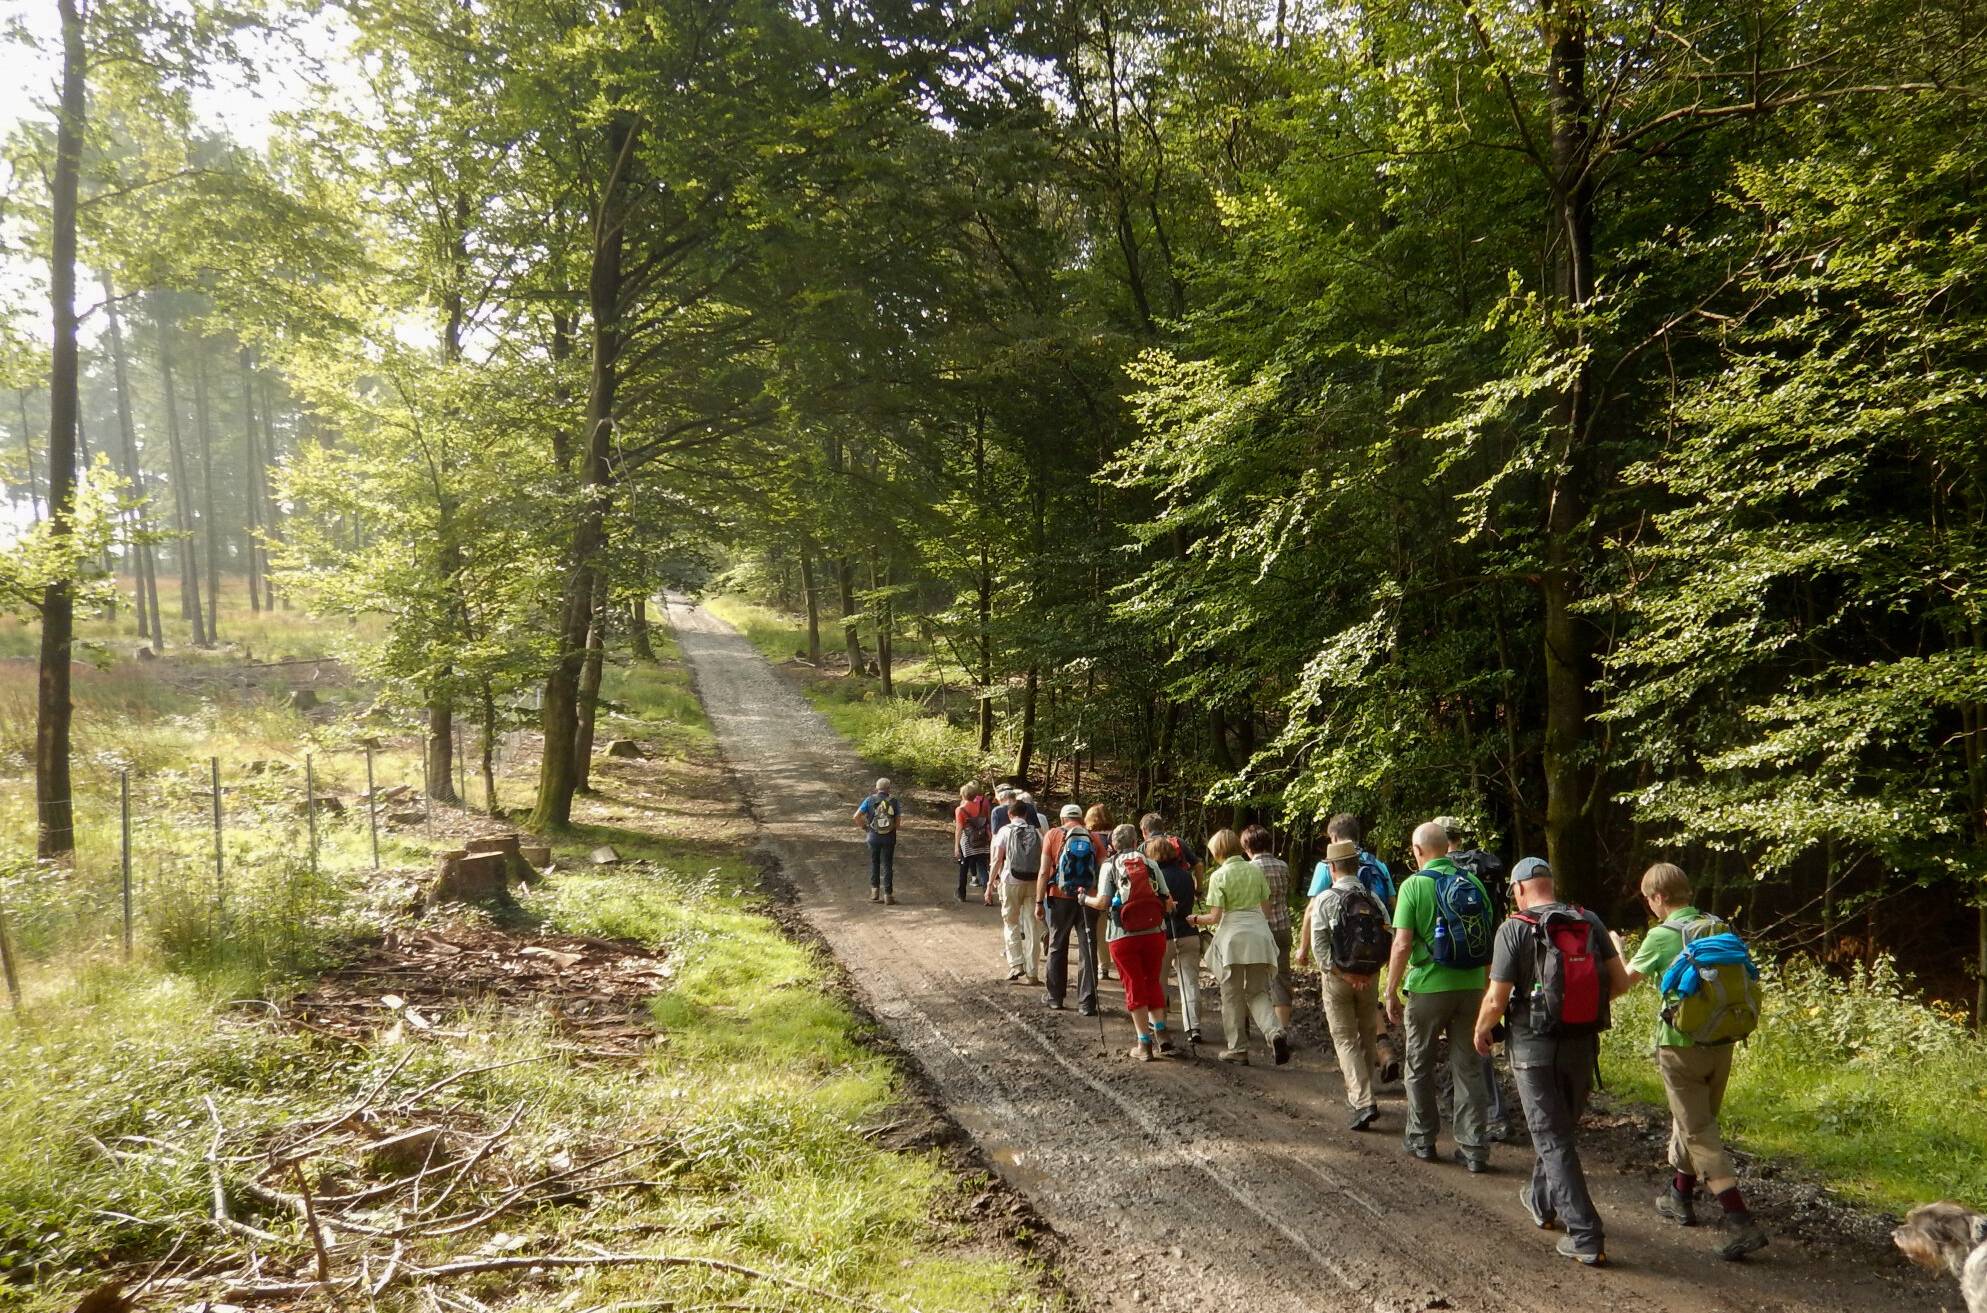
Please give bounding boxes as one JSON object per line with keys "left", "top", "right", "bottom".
{"left": 1510, "top": 856, "right": 1552, "bottom": 886}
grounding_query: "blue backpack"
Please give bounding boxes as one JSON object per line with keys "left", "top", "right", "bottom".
{"left": 1428, "top": 867, "right": 1494, "bottom": 969}
{"left": 1056, "top": 829, "right": 1099, "bottom": 894}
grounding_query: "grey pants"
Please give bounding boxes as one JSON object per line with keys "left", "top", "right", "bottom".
{"left": 1403, "top": 988, "right": 1490, "bottom": 1160}
{"left": 1044, "top": 896, "right": 1097, "bottom": 1009}
{"left": 1513, "top": 1033, "right": 1603, "bottom": 1253}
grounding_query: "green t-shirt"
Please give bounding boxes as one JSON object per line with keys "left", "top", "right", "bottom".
{"left": 1205, "top": 857, "right": 1269, "bottom": 911}
{"left": 1628, "top": 905, "right": 1709, "bottom": 1048}
{"left": 1391, "top": 858, "right": 1490, "bottom": 995}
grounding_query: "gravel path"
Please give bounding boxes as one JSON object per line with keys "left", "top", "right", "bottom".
{"left": 669, "top": 598, "right": 1943, "bottom": 1313}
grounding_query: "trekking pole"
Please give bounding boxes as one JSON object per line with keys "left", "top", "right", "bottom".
{"left": 1174, "top": 951, "right": 1197, "bottom": 1061}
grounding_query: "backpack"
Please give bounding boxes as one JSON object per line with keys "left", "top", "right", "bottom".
{"left": 1659, "top": 915, "right": 1763, "bottom": 1045}
{"left": 1450, "top": 848, "right": 1508, "bottom": 921}
{"left": 1114, "top": 853, "right": 1166, "bottom": 933}
{"left": 1324, "top": 886, "right": 1391, "bottom": 976}
{"left": 1055, "top": 829, "right": 1099, "bottom": 894}
{"left": 1513, "top": 906, "right": 1607, "bottom": 1037}
{"left": 1355, "top": 852, "right": 1395, "bottom": 903}
{"left": 1427, "top": 866, "right": 1494, "bottom": 969}
{"left": 866, "top": 794, "right": 897, "bottom": 836}
{"left": 1002, "top": 818, "right": 1042, "bottom": 879}
{"left": 960, "top": 799, "right": 992, "bottom": 853}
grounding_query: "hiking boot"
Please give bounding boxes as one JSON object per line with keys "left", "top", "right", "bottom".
{"left": 1452, "top": 1149, "right": 1488, "bottom": 1174}
{"left": 1555, "top": 1236, "right": 1606, "bottom": 1267}
{"left": 1078, "top": 1003, "right": 1098, "bottom": 1017}
{"left": 1520, "top": 1186, "right": 1559, "bottom": 1231}
{"left": 1218, "top": 1050, "right": 1249, "bottom": 1065}
{"left": 1716, "top": 1211, "right": 1769, "bottom": 1261}
{"left": 1154, "top": 1034, "right": 1177, "bottom": 1055}
{"left": 1130, "top": 1043, "right": 1153, "bottom": 1062}
{"left": 1656, "top": 1184, "right": 1698, "bottom": 1227}
{"left": 956, "top": 890, "right": 968, "bottom": 902}
{"left": 869, "top": 888, "right": 881, "bottom": 903}
{"left": 1026, "top": 974, "right": 1040, "bottom": 986}
{"left": 1271, "top": 1033, "right": 1291, "bottom": 1066}
{"left": 1486, "top": 1119, "right": 1512, "bottom": 1144}
{"left": 1006, "top": 969, "right": 1024, "bottom": 983}
{"left": 885, "top": 894, "right": 897, "bottom": 905}
{"left": 1187, "top": 1028, "right": 1203, "bottom": 1045}
{"left": 1350, "top": 1106, "right": 1379, "bottom": 1132}
{"left": 1406, "top": 1144, "right": 1437, "bottom": 1162}
{"left": 1044, "top": 997, "right": 1066, "bottom": 1011}
{"left": 1379, "top": 1059, "right": 1403, "bottom": 1084}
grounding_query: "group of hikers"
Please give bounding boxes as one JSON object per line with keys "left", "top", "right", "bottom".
{"left": 854, "top": 776, "right": 1772, "bottom": 1270}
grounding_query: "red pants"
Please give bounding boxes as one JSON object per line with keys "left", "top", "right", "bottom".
{"left": 1110, "top": 933, "right": 1168, "bottom": 1013}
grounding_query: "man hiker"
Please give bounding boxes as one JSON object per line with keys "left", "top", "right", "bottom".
{"left": 852, "top": 777, "right": 901, "bottom": 904}
{"left": 1139, "top": 811, "right": 1202, "bottom": 880}
{"left": 1241, "top": 825, "right": 1297, "bottom": 1035}
{"left": 1475, "top": 857, "right": 1630, "bottom": 1266}
{"left": 1302, "top": 839, "right": 1391, "bottom": 1129}
{"left": 955, "top": 781, "right": 993, "bottom": 902}
{"left": 990, "top": 793, "right": 1044, "bottom": 983}
{"left": 1438, "top": 814, "right": 1513, "bottom": 1142}
{"left": 1301, "top": 813, "right": 1401, "bottom": 1081}
{"left": 1613, "top": 862, "right": 1771, "bottom": 1261}
{"left": 1037, "top": 803, "right": 1102, "bottom": 1015}
{"left": 1386, "top": 820, "right": 1496, "bottom": 1170}
{"left": 1151, "top": 833, "right": 1203, "bottom": 1045}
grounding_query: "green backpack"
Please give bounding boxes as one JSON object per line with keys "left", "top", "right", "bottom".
{"left": 1658, "top": 915, "right": 1763, "bottom": 1046}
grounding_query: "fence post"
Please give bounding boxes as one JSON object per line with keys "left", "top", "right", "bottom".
{"left": 120, "top": 768, "right": 133, "bottom": 961}
{"left": 210, "top": 756, "right": 225, "bottom": 916}
{"left": 305, "top": 752, "right": 319, "bottom": 876}
{"left": 365, "top": 744, "right": 380, "bottom": 870}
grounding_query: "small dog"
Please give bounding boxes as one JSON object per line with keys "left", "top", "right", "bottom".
{"left": 1893, "top": 1201, "right": 1987, "bottom": 1312}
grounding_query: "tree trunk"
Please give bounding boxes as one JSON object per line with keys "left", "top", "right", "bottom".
{"left": 102, "top": 275, "right": 163, "bottom": 648}
{"left": 240, "top": 350, "right": 263, "bottom": 614}
{"left": 871, "top": 553, "right": 893, "bottom": 696}
{"left": 1539, "top": 3, "right": 1600, "bottom": 900}
{"left": 257, "top": 374, "right": 283, "bottom": 608}
{"left": 836, "top": 556, "right": 863, "bottom": 674}
{"left": 193, "top": 347, "right": 221, "bottom": 639}
{"left": 480, "top": 678, "right": 499, "bottom": 815}
{"left": 799, "top": 546, "right": 823, "bottom": 664}
{"left": 1014, "top": 664, "right": 1039, "bottom": 785}
{"left": 974, "top": 410, "right": 993, "bottom": 752}
{"left": 629, "top": 592, "right": 657, "bottom": 662}
{"left": 35, "top": 0, "right": 84, "bottom": 857}
{"left": 427, "top": 697, "right": 459, "bottom": 805}
{"left": 156, "top": 313, "right": 207, "bottom": 646}
{"left": 573, "top": 575, "right": 609, "bottom": 794}
{"left": 530, "top": 111, "right": 632, "bottom": 832}
{"left": 16, "top": 390, "right": 39, "bottom": 523}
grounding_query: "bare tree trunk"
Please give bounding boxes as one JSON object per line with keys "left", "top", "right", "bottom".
{"left": 974, "top": 411, "right": 993, "bottom": 751}
{"left": 35, "top": 0, "right": 85, "bottom": 857}
{"left": 257, "top": 375, "right": 283, "bottom": 609}
{"left": 799, "top": 547, "right": 823, "bottom": 664}
{"left": 573, "top": 575, "right": 609, "bottom": 794}
{"left": 16, "top": 390, "right": 39, "bottom": 523}
{"left": 871, "top": 553, "right": 893, "bottom": 696}
{"left": 102, "top": 275, "right": 163, "bottom": 648}
{"left": 156, "top": 309, "right": 207, "bottom": 645}
{"left": 240, "top": 349, "right": 263, "bottom": 614}
{"left": 427, "top": 697, "right": 459, "bottom": 805}
{"left": 1014, "top": 664, "right": 1039, "bottom": 785}
{"left": 629, "top": 592, "right": 657, "bottom": 662}
{"left": 193, "top": 347, "right": 221, "bottom": 640}
{"left": 836, "top": 557, "right": 863, "bottom": 674}
{"left": 480, "top": 678, "right": 499, "bottom": 815}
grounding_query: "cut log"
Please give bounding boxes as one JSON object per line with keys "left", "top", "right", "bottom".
{"left": 518, "top": 843, "right": 552, "bottom": 872}
{"left": 427, "top": 850, "right": 511, "bottom": 906}
{"left": 466, "top": 833, "right": 531, "bottom": 883}
{"left": 370, "top": 783, "right": 411, "bottom": 803}
{"left": 603, "top": 739, "right": 646, "bottom": 759}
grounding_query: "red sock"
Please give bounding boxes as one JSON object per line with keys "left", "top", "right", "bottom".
{"left": 1716, "top": 1186, "right": 1747, "bottom": 1214}
{"left": 1673, "top": 1171, "right": 1696, "bottom": 1196}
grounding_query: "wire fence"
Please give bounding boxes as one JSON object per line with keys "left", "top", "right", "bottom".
{"left": 0, "top": 722, "right": 536, "bottom": 1008}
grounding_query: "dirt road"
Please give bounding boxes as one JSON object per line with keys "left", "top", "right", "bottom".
{"left": 669, "top": 599, "right": 1943, "bottom": 1313}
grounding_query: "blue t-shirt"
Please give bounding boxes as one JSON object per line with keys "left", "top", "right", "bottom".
{"left": 857, "top": 793, "right": 900, "bottom": 842}
{"left": 1308, "top": 850, "right": 1394, "bottom": 902}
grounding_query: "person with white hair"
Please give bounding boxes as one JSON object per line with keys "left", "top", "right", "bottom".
{"left": 852, "top": 776, "right": 902, "bottom": 905}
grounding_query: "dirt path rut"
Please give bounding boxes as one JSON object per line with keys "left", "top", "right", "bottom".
{"left": 668, "top": 599, "right": 1942, "bottom": 1313}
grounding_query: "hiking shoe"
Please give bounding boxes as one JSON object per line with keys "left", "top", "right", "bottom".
{"left": 1379, "top": 1059, "right": 1403, "bottom": 1084}
{"left": 1187, "top": 1028, "right": 1203, "bottom": 1045}
{"left": 1078, "top": 1003, "right": 1098, "bottom": 1017}
{"left": 1556, "top": 1236, "right": 1606, "bottom": 1267}
{"left": 1520, "top": 1186, "right": 1559, "bottom": 1231}
{"left": 885, "top": 894, "right": 897, "bottom": 905}
{"left": 1131, "top": 1043, "right": 1153, "bottom": 1062}
{"left": 1155, "top": 1036, "right": 1177, "bottom": 1055}
{"left": 1406, "top": 1144, "right": 1436, "bottom": 1162}
{"left": 1044, "top": 998, "right": 1065, "bottom": 1011}
{"left": 1006, "top": 969, "right": 1025, "bottom": 983}
{"left": 1716, "top": 1212, "right": 1769, "bottom": 1261}
{"left": 1350, "top": 1106, "right": 1379, "bottom": 1132}
{"left": 1452, "top": 1150, "right": 1488, "bottom": 1174}
{"left": 868, "top": 888, "right": 881, "bottom": 903}
{"left": 1271, "top": 1033, "right": 1291, "bottom": 1066}
{"left": 1026, "top": 975, "right": 1040, "bottom": 986}
{"left": 1218, "top": 1050, "right": 1250, "bottom": 1065}
{"left": 1486, "top": 1119, "right": 1512, "bottom": 1144}
{"left": 1656, "top": 1184, "right": 1698, "bottom": 1227}
{"left": 956, "top": 890, "right": 968, "bottom": 902}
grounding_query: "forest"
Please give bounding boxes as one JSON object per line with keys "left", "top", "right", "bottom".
{"left": 5, "top": 0, "right": 1986, "bottom": 1017}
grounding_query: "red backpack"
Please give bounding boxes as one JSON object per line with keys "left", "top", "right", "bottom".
{"left": 1116, "top": 853, "right": 1166, "bottom": 933}
{"left": 1512, "top": 906, "right": 1607, "bottom": 1036}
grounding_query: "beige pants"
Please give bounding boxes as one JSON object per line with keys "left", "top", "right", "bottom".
{"left": 1162, "top": 934, "right": 1203, "bottom": 1030}
{"left": 998, "top": 877, "right": 1042, "bottom": 979}
{"left": 1219, "top": 961, "right": 1282, "bottom": 1057}
{"left": 1321, "top": 970, "right": 1379, "bottom": 1110}
{"left": 1658, "top": 1043, "right": 1737, "bottom": 1188}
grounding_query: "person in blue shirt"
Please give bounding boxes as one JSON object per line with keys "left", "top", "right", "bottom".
{"left": 853, "top": 777, "right": 902, "bottom": 905}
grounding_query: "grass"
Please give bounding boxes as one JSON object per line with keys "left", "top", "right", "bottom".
{"left": 706, "top": 596, "right": 1002, "bottom": 789}
{"left": 1600, "top": 945, "right": 1987, "bottom": 1215}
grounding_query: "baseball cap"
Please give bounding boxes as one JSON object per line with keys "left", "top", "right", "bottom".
{"left": 1060, "top": 804, "right": 1084, "bottom": 821}
{"left": 1324, "top": 839, "right": 1359, "bottom": 863}
{"left": 1510, "top": 856, "right": 1551, "bottom": 886}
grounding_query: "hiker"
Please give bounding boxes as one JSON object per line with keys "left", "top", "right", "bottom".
{"left": 1086, "top": 804, "right": 1117, "bottom": 980}
{"left": 1385, "top": 819, "right": 1496, "bottom": 1169}
{"left": 1302, "top": 838, "right": 1392, "bottom": 1129}
{"left": 1241, "top": 825, "right": 1296, "bottom": 1034}
{"left": 1438, "top": 815, "right": 1513, "bottom": 1142}
{"left": 1613, "top": 862, "right": 1770, "bottom": 1261}
{"left": 1297, "top": 814, "right": 1400, "bottom": 1082}
{"left": 991, "top": 793, "right": 1045, "bottom": 983}
{"left": 1083, "top": 823, "right": 1176, "bottom": 1060}
{"left": 955, "top": 782, "right": 994, "bottom": 901}
{"left": 1187, "top": 828, "right": 1289, "bottom": 1065}
{"left": 852, "top": 777, "right": 902, "bottom": 905}
{"left": 1475, "top": 857, "right": 1630, "bottom": 1266}
{"left": 1151, "top": 834, "right": 1204, "bottom": 1045}
{"left": 1037, "top": 803, "right": 1102, "bottom": 1015}
{"left": 1139, "top": 811, "right": 1203, "bottom": 879}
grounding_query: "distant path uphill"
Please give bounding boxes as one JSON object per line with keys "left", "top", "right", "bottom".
{"left": 666, "top": 597, "right": 1945, "bottom": 1313}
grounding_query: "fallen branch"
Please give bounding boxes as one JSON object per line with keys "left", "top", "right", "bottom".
{"left": 417, "top": 1100, "right": 526, "bottom": 1217}
{"left": 291, "top": 1164, "right": 332, "bottom": 1283}
{"left": 396, "top": 1056, "right": 548, "bottom": 1109}
{"left": 402, "top": 1135, "right": 674, "bottom": 1238}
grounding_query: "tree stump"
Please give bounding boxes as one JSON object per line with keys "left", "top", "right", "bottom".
{"left": 518, "top": 843, "right": 552, "bottom": 873}
{"left": 604, "top": 739, "right": 646, "bottom": 759}
{"left": 427, "top": 850, "right": 511, "bottom": 906}
{"left": 466, "top": 833, "right": 532, "bottom": 883}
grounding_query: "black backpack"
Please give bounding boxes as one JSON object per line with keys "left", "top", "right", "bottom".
{"left": 1450, "top": 848, "right": 1509, "bottom": 921}
{"left": 1326, "top": 887, "right": 1392, "bottom": 976}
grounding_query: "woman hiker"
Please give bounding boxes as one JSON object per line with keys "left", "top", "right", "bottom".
{"left": 1188, "top": 828, "right": 1290, "bottom": 1065}
{"left": 1084, "top": 823, "right": 1176, "bottom": 1060}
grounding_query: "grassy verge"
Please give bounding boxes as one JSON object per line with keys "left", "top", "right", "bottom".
{"left": 1599, "top": 946, "right": 1987, "bottom": 1214}
{"left": 704, "top": 596, "right": 1000, "bottom": 789}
